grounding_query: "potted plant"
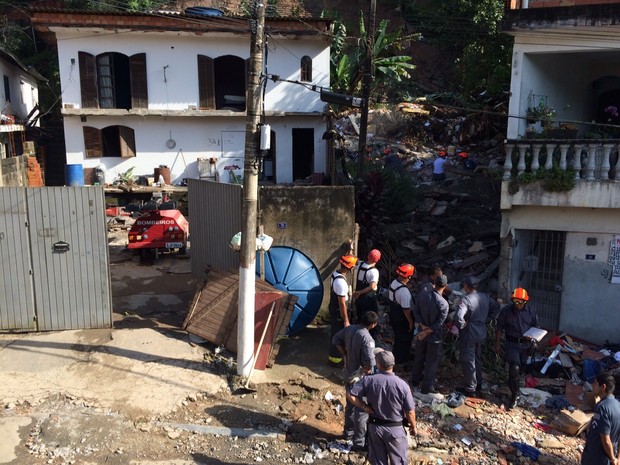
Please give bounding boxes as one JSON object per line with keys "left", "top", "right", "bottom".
{"left": 547, "top": 123, "right": 578, "bottom": 139}
{"left": 526, "top": 99, "right": 556, "bottom": 127}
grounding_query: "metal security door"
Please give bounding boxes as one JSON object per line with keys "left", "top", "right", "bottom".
{"left": 512, "top": 229, "right": 566, "bottom": 330}
{"left": 27, "top": 187, "right": 112, "bottom": 330}
{"left": 0, "top": 188, "right": 35, "bottom": 331}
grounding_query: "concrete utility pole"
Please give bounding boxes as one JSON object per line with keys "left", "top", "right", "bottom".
{"left": 238, "top": 0, "right": 265, "bottom": 377}
{"left": 357, "top": 0, "right": 377, "bottom": 176}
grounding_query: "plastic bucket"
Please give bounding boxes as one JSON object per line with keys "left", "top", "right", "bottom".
{"left": 65, "top": 164, "right": 85, "bottom": 186}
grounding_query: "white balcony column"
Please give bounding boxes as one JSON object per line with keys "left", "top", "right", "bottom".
{"left": 572, "top": 144, "right": 584, "bottom": 180}
{"left": 601, "top": 144, "right": 614, "bottom": 181}
{"left": 517, "top": 144, "right": 528, "bottom": 176}
{"left": 531, "top": 143, "right": 542, "bottom": 172}
{"left": 585, "top": 144, "right": 598, "bottom": 181}
{"left": 544, "top": 143, "right": 555, "bottom": 170}
{"left": 503, "top": 143, "right": 514, "bottom": 180}
{"left": 559, "top": 144, "right": 570, "bottom": 171}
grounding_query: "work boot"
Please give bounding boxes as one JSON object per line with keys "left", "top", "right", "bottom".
{"left": 509, "top": 393, "right": 520, "bottom": 409}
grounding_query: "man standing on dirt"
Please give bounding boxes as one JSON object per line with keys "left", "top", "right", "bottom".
{"left": 495, "top": 287, "right": 539, "bottom": 409}
{"left": 353, "top": 249, "right": 382, "bottom": 323}
{"left": 454, "top": 275, "right": 500, "bottom": 397}
{"left": 332, "top": 311, "right": 379, "bottom": 452}
{"left": 411, "top": 274, "right": 449, "bottom": 395}
{"left": 347, "top": 350, "right": 417, "bottom": 465}
{"left": 581, "top": 373, "right": 620, "bottom": 465}
{"left": 387, "top": 264, "right": 415, "bottom": 365}
{"left": 328, "top": 254, "right": 358, "bottom": 367}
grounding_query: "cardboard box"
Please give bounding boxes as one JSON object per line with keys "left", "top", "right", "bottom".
{"left": 551, "top": 409, "right": 593, "bottom": 436}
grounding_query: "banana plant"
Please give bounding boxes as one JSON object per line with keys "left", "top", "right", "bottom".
{"left": 330, "top": 17, "right": 417, "bottom": 97}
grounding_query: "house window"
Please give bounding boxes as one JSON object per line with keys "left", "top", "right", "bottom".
{"left": 83, "top": 125, "right": 136, "bottom": 158}
{"left": 197, "top": 54, "right": 248, "bottom": 111}
{"left": 3, "top": 75, "right": 10, "bottom": 103}
{"left": 79, "top": 51, "right": 148, "bottom": 109}
{"left": 300, "top": 56, "right": 312, "bottom": 82}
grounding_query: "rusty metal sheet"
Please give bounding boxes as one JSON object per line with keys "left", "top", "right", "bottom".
{"left": 183, "top": 268, "right": 296, "bottom": 368}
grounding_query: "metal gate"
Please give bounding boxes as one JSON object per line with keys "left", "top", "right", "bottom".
{"left": 511, "top": 229, "right": 566, "bottom": 330}
{"left": 0, "top": 187, "right": 112, "bottom": 332}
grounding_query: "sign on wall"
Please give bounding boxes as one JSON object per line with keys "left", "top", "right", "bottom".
{"left": 609, "top": 235, "right": 620, "bottom": 284}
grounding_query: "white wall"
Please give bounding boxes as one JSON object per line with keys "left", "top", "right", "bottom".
{"left": 507, "top": 33, "right": 620, "bottom": 138}
{"left": 53, "top": 28, "right": 330, "bottom": 113}
{"left": 53, "top": 28, "right": 330, "bottom": 183}
{"left": 64, "top": 114, "right": 327, "bottom": 184}
{"left": 560, "top": 231, "right": 620, "bottom": 345}
{"left": 0, "top": 58, "right": 39, "bottom": 123}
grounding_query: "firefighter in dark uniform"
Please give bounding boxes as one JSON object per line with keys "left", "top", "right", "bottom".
{"left": 328, "top": 254, "right": 358, "bottom": 367}
{"left": 387, "top": 263, "right": 415, "bottom": 365}
{"left": 495, "top": 287, "right": 539, "bottom": 409}
{"left": 353, "top": 249, "right": 382, "bottom": 322}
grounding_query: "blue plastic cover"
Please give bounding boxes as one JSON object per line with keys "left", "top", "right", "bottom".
{"left": 185, "top": 7, "right": 224, "bottom": 16}
{"left": 256, "top": 246, "right": 323, "bottom": 335}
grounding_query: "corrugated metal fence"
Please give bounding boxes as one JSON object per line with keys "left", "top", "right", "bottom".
{"left": 0, "top": 187, "right": 112, "bottom": 332}
{"left": 188, "top": 179, "right": 242, "bottom": 278}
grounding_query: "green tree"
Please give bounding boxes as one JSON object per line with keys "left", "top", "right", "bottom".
{"left": 404, "top": 0, "right": 512, "bottom": 98}
{"left": 329, "top": 14, "right": 417, "bottom": 99}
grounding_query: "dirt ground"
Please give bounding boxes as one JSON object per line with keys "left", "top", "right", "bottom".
{"left": 1, "top": 235, "right": 586, "bottom": 465}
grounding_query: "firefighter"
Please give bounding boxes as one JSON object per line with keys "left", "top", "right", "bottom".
{"left": 353, "top": 249, "right": 381, "bottom": 322}
{"left": 328, "top": 254, "right": 358, "bottom": 367}
{"left": 495, "top": 287, "right": 539, "bottom": 409}
{"left": 388, "top": 263, "right": 415, "bottom": 365}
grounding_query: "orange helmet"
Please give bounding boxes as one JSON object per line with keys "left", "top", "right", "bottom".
{"left": 395, "top": 263, "right": 415, "bottom": 278}
{"left": 339, "top": 255, "right": 358, "bottom": 269}
{"left": 368, "top": 249, "right": 382, "bottom": 263}
{"left": 511, "top": 288, "right": 529, "bottom": 302}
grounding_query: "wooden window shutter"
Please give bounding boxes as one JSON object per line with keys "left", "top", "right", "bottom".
{"left": 79, "top": 51, "right": 98, "bottom": 108}
{"left": 130, "top": 53, "right": 148, "bottom": 109}
{"left": 83, "top": 126, "right": 102, "bottom": 158}
{"left": 301, "top": 56, "right": 312, "bottom": 82}
{"left": 197, "top": 55, "right": 215, "bottom": 110}
{"left": 118, "top": 126, "right": 136, "bottom": 158}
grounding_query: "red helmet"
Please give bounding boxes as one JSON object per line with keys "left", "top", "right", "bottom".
{"left": 339, "top": 255, "right": 358, "bottom": 269}
{"left": 367, "top": 249, "right": 381, "bottom": 263}
{"left": 459, "top": 151, "right": 468, "bottom": 158}
{"left": 511, "top": 288, "right": 529, "bottom": 302}
{"left": 395, "top": 263, "right": 415, "bottom": 278}
{"left": 438, "top": 150, "right": 447, "bottom": 157}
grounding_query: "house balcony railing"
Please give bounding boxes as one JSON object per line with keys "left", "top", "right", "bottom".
{"left": 503, "top": 139, "right": 620, "bottom": 181}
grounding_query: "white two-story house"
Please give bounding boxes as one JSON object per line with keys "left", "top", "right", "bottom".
{"left": 29, "top": 8, "right": 331, "bottom": 184}
{"left": 500, "top": 1, "right": 620, "bottom": 344}
{"left": 0, "top": 48, "right": 41, "bottom": 158}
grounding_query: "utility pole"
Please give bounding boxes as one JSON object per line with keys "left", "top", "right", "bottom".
{"left": 357, "top": 0, "right": 376, "bottom": 176}
{"left": 238, "top": 0, "right": 265, "bottom": 377}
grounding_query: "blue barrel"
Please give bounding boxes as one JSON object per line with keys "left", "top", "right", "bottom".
{"left": 65, "top": 164, "right": 84, "bottom": 186}
{"left": 256, "top": 246, "right": 324, "bottom": 335}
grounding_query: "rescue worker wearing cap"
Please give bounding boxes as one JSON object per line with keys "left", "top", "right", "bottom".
{"left": 388, "top": 264, "right": 415, "bottom": 365}
{"left": 347, "top": 350, "right": 417, "bottom": 465}
{"left": 332, "top": 311, "right": 379, "bottom": 452}
{"left": 353, "top": 249, "right": 382, "bottom": 323}
{"left": 328, "top": 254, "right": 358, "bottom": 367}
{"left": 454, "top": 275, "right": 501, "bottom": 397}
{"left": 495, "top": 288, "right": 539, "bottom": 409}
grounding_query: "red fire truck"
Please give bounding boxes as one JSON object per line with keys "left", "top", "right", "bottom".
{"left": 127, "top": 209, "right": 189, "bottom": 258}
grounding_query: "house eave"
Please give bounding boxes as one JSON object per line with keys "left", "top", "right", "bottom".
{"left": 61, "top": 108, "right": 327, "bottom": 118}
{"left": 502, "top": 3, "right": 620, "bottom": 33}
